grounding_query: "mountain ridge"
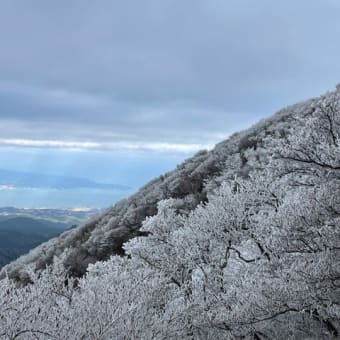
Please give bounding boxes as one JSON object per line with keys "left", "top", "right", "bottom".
{"left": 0, "top": 87, "right": 331, "bottom": 281}
{"left": 0, "top": 86, "right": 339, "bottom": 338}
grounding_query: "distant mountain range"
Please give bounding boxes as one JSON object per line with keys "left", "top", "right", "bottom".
{"left": 0, "top": 169, "right": 131, "bottom": 190}
{"left": 0, "top": 207, "right": 99, "bottom": 268}
{"left": 0, "top": 206, "right": 100, "bottom": 225}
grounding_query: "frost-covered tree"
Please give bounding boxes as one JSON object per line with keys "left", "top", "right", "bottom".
{"left": 0, "top": 88, "right": 340, "bottom": 339}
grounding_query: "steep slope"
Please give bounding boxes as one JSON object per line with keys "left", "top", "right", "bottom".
{"left": 0, "top": 87, "right": 330, "bottom": 281}
{"left": 0, "top": 86, "right": 339, "bottom": 338}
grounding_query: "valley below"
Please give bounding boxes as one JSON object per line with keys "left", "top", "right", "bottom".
{"left": 0, "top": 207, "right": 99, "bottom": 268}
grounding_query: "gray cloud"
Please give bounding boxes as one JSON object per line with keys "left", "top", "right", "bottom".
{"left": 0, "top": 0, "right": 340, "bottom": 150}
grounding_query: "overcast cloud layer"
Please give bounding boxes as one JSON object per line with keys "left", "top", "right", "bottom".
{"left": 1, "top": 0, "right": 340, "bottom": 151}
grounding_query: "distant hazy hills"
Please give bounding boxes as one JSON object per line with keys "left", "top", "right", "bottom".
{"left": 0, "top": 169, "right": 131, "bottom": 190}
{"left": 0, "top": 206, "right": 100, "bottom": 225}
{"left": 0, "top": 208, "right": 99, "bottom": 268}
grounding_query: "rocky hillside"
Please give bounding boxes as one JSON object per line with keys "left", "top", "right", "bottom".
{"left": 0, "top": 87, "right": 334, "bottom": 282}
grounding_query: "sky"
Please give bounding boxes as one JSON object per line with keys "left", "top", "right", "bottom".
{"left": 0, "top": 0, "right": 340, "bottom": 208}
